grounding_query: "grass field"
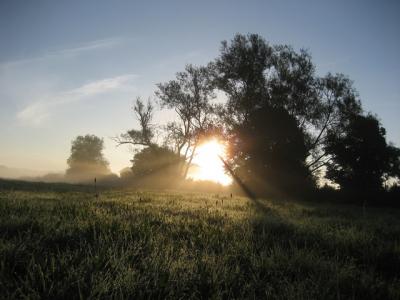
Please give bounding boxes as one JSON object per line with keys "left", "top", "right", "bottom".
{"left": 0, "top": 182, "right": 400, "bottom": 299}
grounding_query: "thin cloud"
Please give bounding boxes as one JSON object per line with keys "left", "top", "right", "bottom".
{"left": 17, "top": 74, "right": 136, "bottom": 126}
{"left": 0, "top": 37, "right": 125, "bottom": 69}
{"left": 54, "top": 38, "right": 123, "bottom": 56}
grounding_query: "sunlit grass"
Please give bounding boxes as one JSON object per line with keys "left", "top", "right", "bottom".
{"left": 0, "top": 185, "right": 399, "bottom": 299}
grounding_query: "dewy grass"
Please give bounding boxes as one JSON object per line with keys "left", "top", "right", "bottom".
{"left": 0, "top": 187, "right": 399, "bottom": 299}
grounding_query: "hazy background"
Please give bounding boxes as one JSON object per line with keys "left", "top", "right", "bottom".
{"left": 1, "top": 0, "right": 399, "bottom": 176}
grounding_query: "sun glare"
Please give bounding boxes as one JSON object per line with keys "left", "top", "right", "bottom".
{"left": 189, "top": 139, "right": 232, "bottom": 186}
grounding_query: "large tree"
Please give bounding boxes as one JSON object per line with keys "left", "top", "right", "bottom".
{"left": 66, "top": 134, "right": 110, "bottom": 181}
{"left": 214, "top": 34, "right": 317, "bottom": 196}
{"left": 213, "top": 34, "right": 367, "bottom": 195}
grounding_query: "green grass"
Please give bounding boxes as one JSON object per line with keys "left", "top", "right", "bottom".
{"left": 0, "top": 184, "right": 399, "bottom": 299}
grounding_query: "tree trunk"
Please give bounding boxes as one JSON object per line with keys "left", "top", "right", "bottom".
{"left": 183, "top": 142, "right": 198, "bottom": 179}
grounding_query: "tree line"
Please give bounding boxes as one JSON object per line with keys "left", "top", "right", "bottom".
{"left": 65, "top": 33, "right": 400, "bottom": 204}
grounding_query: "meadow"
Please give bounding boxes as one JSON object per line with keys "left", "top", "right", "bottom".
{"left": 0, "top": 180, "right": 399, "bottom": 299}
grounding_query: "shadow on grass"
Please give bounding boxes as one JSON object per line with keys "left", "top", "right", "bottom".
{"left": 247, "top": 196, "right": 400, "bottom": 299}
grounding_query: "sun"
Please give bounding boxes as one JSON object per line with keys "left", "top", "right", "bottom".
{"left": 189, "top": 139, "right": 232, "bottom": 185}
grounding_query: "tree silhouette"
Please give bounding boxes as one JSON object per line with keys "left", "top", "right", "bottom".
{"left": 211, "top": 33, "right": 378, "bottom": 196}
{"left": 228, "top": 105, "right": 312, "bottom": 197}
{"left": 114, "top": 97, "right": 155, "bottom": 147}
{"left": 66, "top": 134, "right": 110, "bottom": 182}
{"left": 325, "top": 114, "right": 400, "bottom": 197}
{"left": 213, "top": 34, "right": 272, "bottom": 124}
{"left": 306, "top": 73, "right": 362, "bottom": 174}
{"left": 213, "top": 34, "right": 315, "bottom": 196}
{"left": 113, "top": 33, "right": 400, "bottom": 200}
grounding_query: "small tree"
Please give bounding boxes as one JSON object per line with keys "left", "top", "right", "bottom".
{"left": 129, "top": 145, "right": 185, "bottom": 188}
{"left": 66, "top": 134, "right": 110, "bottom": 182}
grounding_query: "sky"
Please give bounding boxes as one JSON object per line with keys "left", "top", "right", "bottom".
{"left": 0, "top": 0, "right": 399, "bottom": 175}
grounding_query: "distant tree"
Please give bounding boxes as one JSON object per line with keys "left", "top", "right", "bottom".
{"left": 114, "top": 97, "right": 155, "bottom": 147}
{"left": 130, "top": 145, "right": 185, "bottom": 188}
{"left": 325, "top": 114, "right": 400, "bottom": 196}
{"left": 156, "top": 64, "right": 216, "bottom": 178}
{"left": 66, "top": 134, "right": 110, "bottom": 181}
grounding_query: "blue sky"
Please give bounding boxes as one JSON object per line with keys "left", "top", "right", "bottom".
{"left": 0, "top": 0, "right": 399, "bottom": 174}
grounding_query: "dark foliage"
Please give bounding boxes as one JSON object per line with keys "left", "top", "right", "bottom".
{"left": 210, "top": 33, "right": 399, "bottom": 200}
{"left": 325, "top": 114, "right": 400, "bottom": 199}
{"left": 230, "top": 105, "right": 313, "bottom": 197}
